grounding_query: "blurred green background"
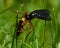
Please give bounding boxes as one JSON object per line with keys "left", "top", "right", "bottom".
{"left": 0, "top": 0, "right": 60, "bottom": 48}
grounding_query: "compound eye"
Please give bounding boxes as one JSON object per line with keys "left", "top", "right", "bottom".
{"left": 25, "top": 15, "right": 31, "bottom": 20}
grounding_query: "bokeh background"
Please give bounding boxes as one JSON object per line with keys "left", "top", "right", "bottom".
{"left": 0, "top": 0, "right": 60, "bottom": 48}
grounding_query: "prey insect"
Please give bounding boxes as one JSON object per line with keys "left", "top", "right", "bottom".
{"left": 16, "top": 9, "right": 51, "bottom": 36}
{"left": 11, "top": 9, "right": 51, "bottom": 48}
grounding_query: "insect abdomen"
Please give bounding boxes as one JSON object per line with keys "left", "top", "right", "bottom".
{"left": 29, "top": 9, "right": 51, "bottom": 21}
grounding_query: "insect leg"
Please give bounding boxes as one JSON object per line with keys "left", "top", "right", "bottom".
{"left": 25, "top": 20, "right": 34, "bottom": 41}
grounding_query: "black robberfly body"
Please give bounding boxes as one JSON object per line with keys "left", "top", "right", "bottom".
{"left": 25, "top": 9, "right": 51, "bottom": 21}
{"left": 16, "top": 9, "right": 51, "bottom": 36}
